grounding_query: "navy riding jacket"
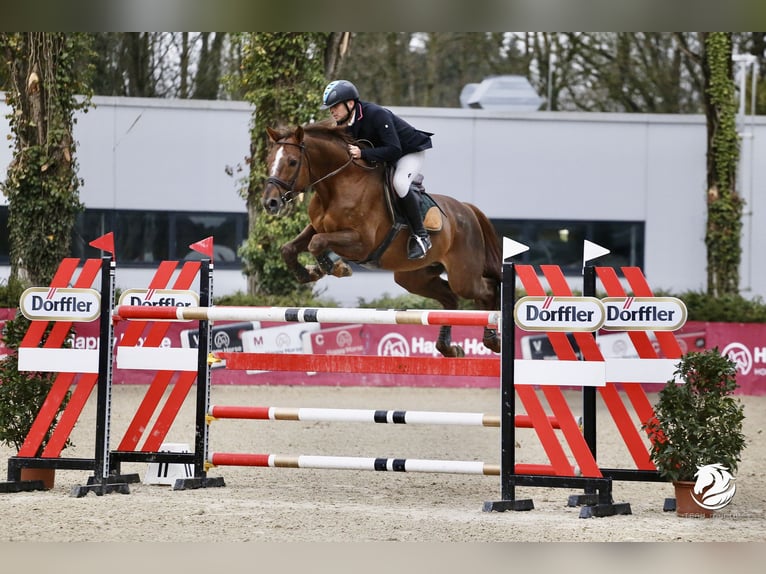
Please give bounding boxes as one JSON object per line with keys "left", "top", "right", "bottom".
{"left": 346, "top": 100, "right": 433, "bottom": 164}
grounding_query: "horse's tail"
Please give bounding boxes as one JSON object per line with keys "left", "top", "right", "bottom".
{"left": 467, "top": 203, "right": 502, "bottom": 283}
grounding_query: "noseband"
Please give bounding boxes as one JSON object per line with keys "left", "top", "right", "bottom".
{"left": 265, "top": 139, "right": 357, "bottom": 205}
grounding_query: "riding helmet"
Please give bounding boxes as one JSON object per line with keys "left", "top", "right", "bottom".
{"left": 321, "top": 80, "right": 360, "bottom": 109}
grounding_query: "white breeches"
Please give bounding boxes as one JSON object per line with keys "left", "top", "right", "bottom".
{"left": 393, "top": 151, "right": 426, "bottom": 198}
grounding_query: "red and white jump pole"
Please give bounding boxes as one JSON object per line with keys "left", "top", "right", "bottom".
{"left": 208, "top": 405, "right": 572, "bottom": 430}
{"left": 208, "top": 453, "right": 577, "bottom": 477}
{"left": 113, "top": 305, "right": 500, "bottom": 327}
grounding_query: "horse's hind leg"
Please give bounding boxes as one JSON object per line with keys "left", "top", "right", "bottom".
{"left": 483, "top": 327, "right": 500, "bottom": 353}
{"left": 437, "top": 325, "right": 463, "bottom": 358}
{"left": 394, "top": 268, "right": 465, "bottom": 358}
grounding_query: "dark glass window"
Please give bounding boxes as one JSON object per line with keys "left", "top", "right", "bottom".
{"left": 70, "top": 209, "right": 247, "bottom": 267}
{"left": 1, "top": 208, "right": 641, "bottom": 275}
{"left": 491, "top": 219, "right": 645, "bottom": 274}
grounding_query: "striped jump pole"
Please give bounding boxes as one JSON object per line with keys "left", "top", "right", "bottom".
{"left": 208, "top": 405, "right": 574, "bottom": 430}
{"left": 208, "top": 453, "right": 577, "bottom": 477}
{"left": 113, "top": 305, "right": 500, "bottom": 327}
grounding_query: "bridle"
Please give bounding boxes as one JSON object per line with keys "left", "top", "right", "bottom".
{"left": 265, "top": 139, "right": 355, "bottom": 205}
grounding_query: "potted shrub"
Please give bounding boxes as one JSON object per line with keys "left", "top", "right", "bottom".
{"left": 643, "top": 348, "right": 746, "bottom": 517}
{"left": 0, "top": 307, "right": 72, "bottom": 489}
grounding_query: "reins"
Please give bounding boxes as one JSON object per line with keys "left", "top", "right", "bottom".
{"left": 265, "top": 137, "right": 376, "bottom": 204}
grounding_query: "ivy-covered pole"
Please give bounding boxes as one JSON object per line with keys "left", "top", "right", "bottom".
{"left": 0, "top": 33, "right": 93, "bottom": 286}
{"left": 703, "top": 32, "right": 743, "bottom": 297}
{"left": 234, "top": 33, "right": 330, "bottom": 297}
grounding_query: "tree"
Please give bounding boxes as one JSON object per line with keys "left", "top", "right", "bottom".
{"left": 701, "top": 32, "right": 743, "bottom": 296}
{"left": 88, "top": 33, "right": 230, "bottom": 100}
{"left": 0, "top": 33, "right": 93, "bottom": 285}
{"left": 337, "top": 33, "right": 524, "bottom": 107}
{"left": 232, "top": 33, "right": 349, "bottom": 296}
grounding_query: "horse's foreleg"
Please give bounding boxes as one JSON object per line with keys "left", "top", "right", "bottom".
{"left": 282, "top": 224, "right": 323, "bottom": 284}
{"left": 307, "top": 230, "right": 365, "bottom": 279}
{"left": 436, "top": 325, "right": 465, "bottom": 358}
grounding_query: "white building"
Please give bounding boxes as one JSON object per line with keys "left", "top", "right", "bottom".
{"left": 1, "top": 95, "right": 764, "bottom": 304}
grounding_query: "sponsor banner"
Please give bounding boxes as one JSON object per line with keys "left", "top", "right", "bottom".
{"left": 118, "top": 288, "right": 199, "bottom": 308}
{"left": 1, "top": 310, "right": 763, "bottom": 394}
{"left": 601, "top": 297, "right": 687, "bottom": 331}
{"left": 304, "top": 324, "right": 365, "bottom": 356}
{"left": 19, "top": 287, "right": 100, "bottom": 322}
{"left": 242, "top": 323, "right": 321, "bottom": 374}
{"left": 684, "top": 321, "right": 766, "bottom": 396}
{"left": 514, "top": 296, "right": 605, "bottom": 332}
{"left": 180, "top": 321, "right": 260, "bottom": 369}
{"left": 519, "top": 329, "right": 707, "bottom": 361}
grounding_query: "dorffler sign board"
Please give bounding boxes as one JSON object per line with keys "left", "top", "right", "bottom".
{"left": 514, "top": 296, "right": 605, "bottom": 332}
{"left": 118, "top": 288, "right": 199, "bottom": 308}
{"left": 20, "top": 287, "right": 101, "bottom": 322}
{"left": 601, "top": 297, "right": 687, "bottom": 331}
{"left": 514, "top": 295, "right": 688, "bottom": 333}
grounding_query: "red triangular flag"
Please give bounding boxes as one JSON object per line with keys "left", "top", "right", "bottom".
{"left": 89, "top": 232, "right": 115, "bottom": 258}
{"left": 189, "top": 236, "right": 214, "bottom": 259}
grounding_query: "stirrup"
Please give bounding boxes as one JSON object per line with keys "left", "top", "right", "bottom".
{"left": 407, "top": 235, "right": 431, "bottom": 260}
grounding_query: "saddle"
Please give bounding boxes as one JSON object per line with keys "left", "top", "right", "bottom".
{"left": 356, "top": 167, "right": 444, "bottom": 268}
{"left": 383, "top": 167, "right": 443, "bottom": 232}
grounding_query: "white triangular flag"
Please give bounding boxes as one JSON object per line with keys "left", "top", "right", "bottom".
{"left": 503, "top": 237, "right": 530, "bottom": 261}
{"left": 583, "top": 240, "right": 610, "bottom": 265}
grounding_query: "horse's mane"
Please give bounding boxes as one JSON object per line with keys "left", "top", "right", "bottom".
{"left": 302, "top": 121, "right": 356, "bottom": 145}
{"left": 271, "top": 119, "right": 355, "bottom": 147}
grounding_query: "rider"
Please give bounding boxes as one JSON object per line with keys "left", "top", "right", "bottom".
{"left": 320, "top": 79, "right": 434, "bottom": 260}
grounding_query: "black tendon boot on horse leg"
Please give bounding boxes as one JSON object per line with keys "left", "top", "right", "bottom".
{"left": 401, "top": 175, "right": 432, "bottom": 260}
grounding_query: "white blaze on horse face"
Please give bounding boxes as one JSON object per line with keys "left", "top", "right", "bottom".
{"left": 270, "top": 146, "right": 286, "bottom": 178}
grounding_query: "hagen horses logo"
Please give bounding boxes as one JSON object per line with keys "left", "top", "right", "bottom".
{"left": 692, "top": 463, "right": 737, "bottom": 510}
{"left": 721, "top": 342, "right": 753, "bottom": 376}
{"left": 377, "top": 333, "right": 410, "bottom": 356}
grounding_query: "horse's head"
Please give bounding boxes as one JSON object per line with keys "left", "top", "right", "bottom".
{"left": 262, "top": 126, "right": 307, "bottom": 215}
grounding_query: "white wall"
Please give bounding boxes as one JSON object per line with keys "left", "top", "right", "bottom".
{"left": 1, "top": 95, "right": 764, "bottom": 304}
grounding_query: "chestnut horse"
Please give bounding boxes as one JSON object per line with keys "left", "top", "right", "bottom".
{"left": 261, "top": 122, "right": 502, "bottom": 358}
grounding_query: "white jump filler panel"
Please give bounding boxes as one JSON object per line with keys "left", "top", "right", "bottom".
{"left": 116, "top": 347, "right": 199, "bottom": 371}
{"left": 514, "top": 359, "right": 606, "bottom": 386}
{"left": 18, "top": 348, "right": 100, "bottom": 373}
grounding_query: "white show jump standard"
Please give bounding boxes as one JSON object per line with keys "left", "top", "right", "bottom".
{"left": 113, "top": 305, "right": 501, "bottom": 327}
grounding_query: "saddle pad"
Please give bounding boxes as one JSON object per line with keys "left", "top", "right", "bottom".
{"left": 424, "top": 206, "right": 442, "bottom": 231}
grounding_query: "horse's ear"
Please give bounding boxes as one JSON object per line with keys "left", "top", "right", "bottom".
{"left": 295, "top": 125, "right": 304, "bottom": 143}
{"left": 266, "top": 127, "right": 280, "bottom": 143}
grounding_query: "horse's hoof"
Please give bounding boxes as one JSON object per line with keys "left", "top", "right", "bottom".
{"left": 483, "top": 329, "right": 501, "bottom": 353}
{"left": 333, "top": 261, "right": 353, "bottom": 278}
{"left": 436, "top": 341, "right": 465, "bottom": 358}
{"left": 304, "top": 265, "right": 326, "bottom": 282}
{"left": 483, "top": 337, "right": 501, "bottom": 354}
{"left": 293, "top": 267, "right": 317, "bottom": 284}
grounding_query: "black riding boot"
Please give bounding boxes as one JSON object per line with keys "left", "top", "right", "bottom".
{"left": 401, "top": 183, "right": 431, "bottom": 260}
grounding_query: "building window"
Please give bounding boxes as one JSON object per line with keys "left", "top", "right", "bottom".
{"left": 491, "top": 219, "right": 645, "bottom": 274}
{"left": 70, "top": 209, "right": 247, "bottom": 267}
